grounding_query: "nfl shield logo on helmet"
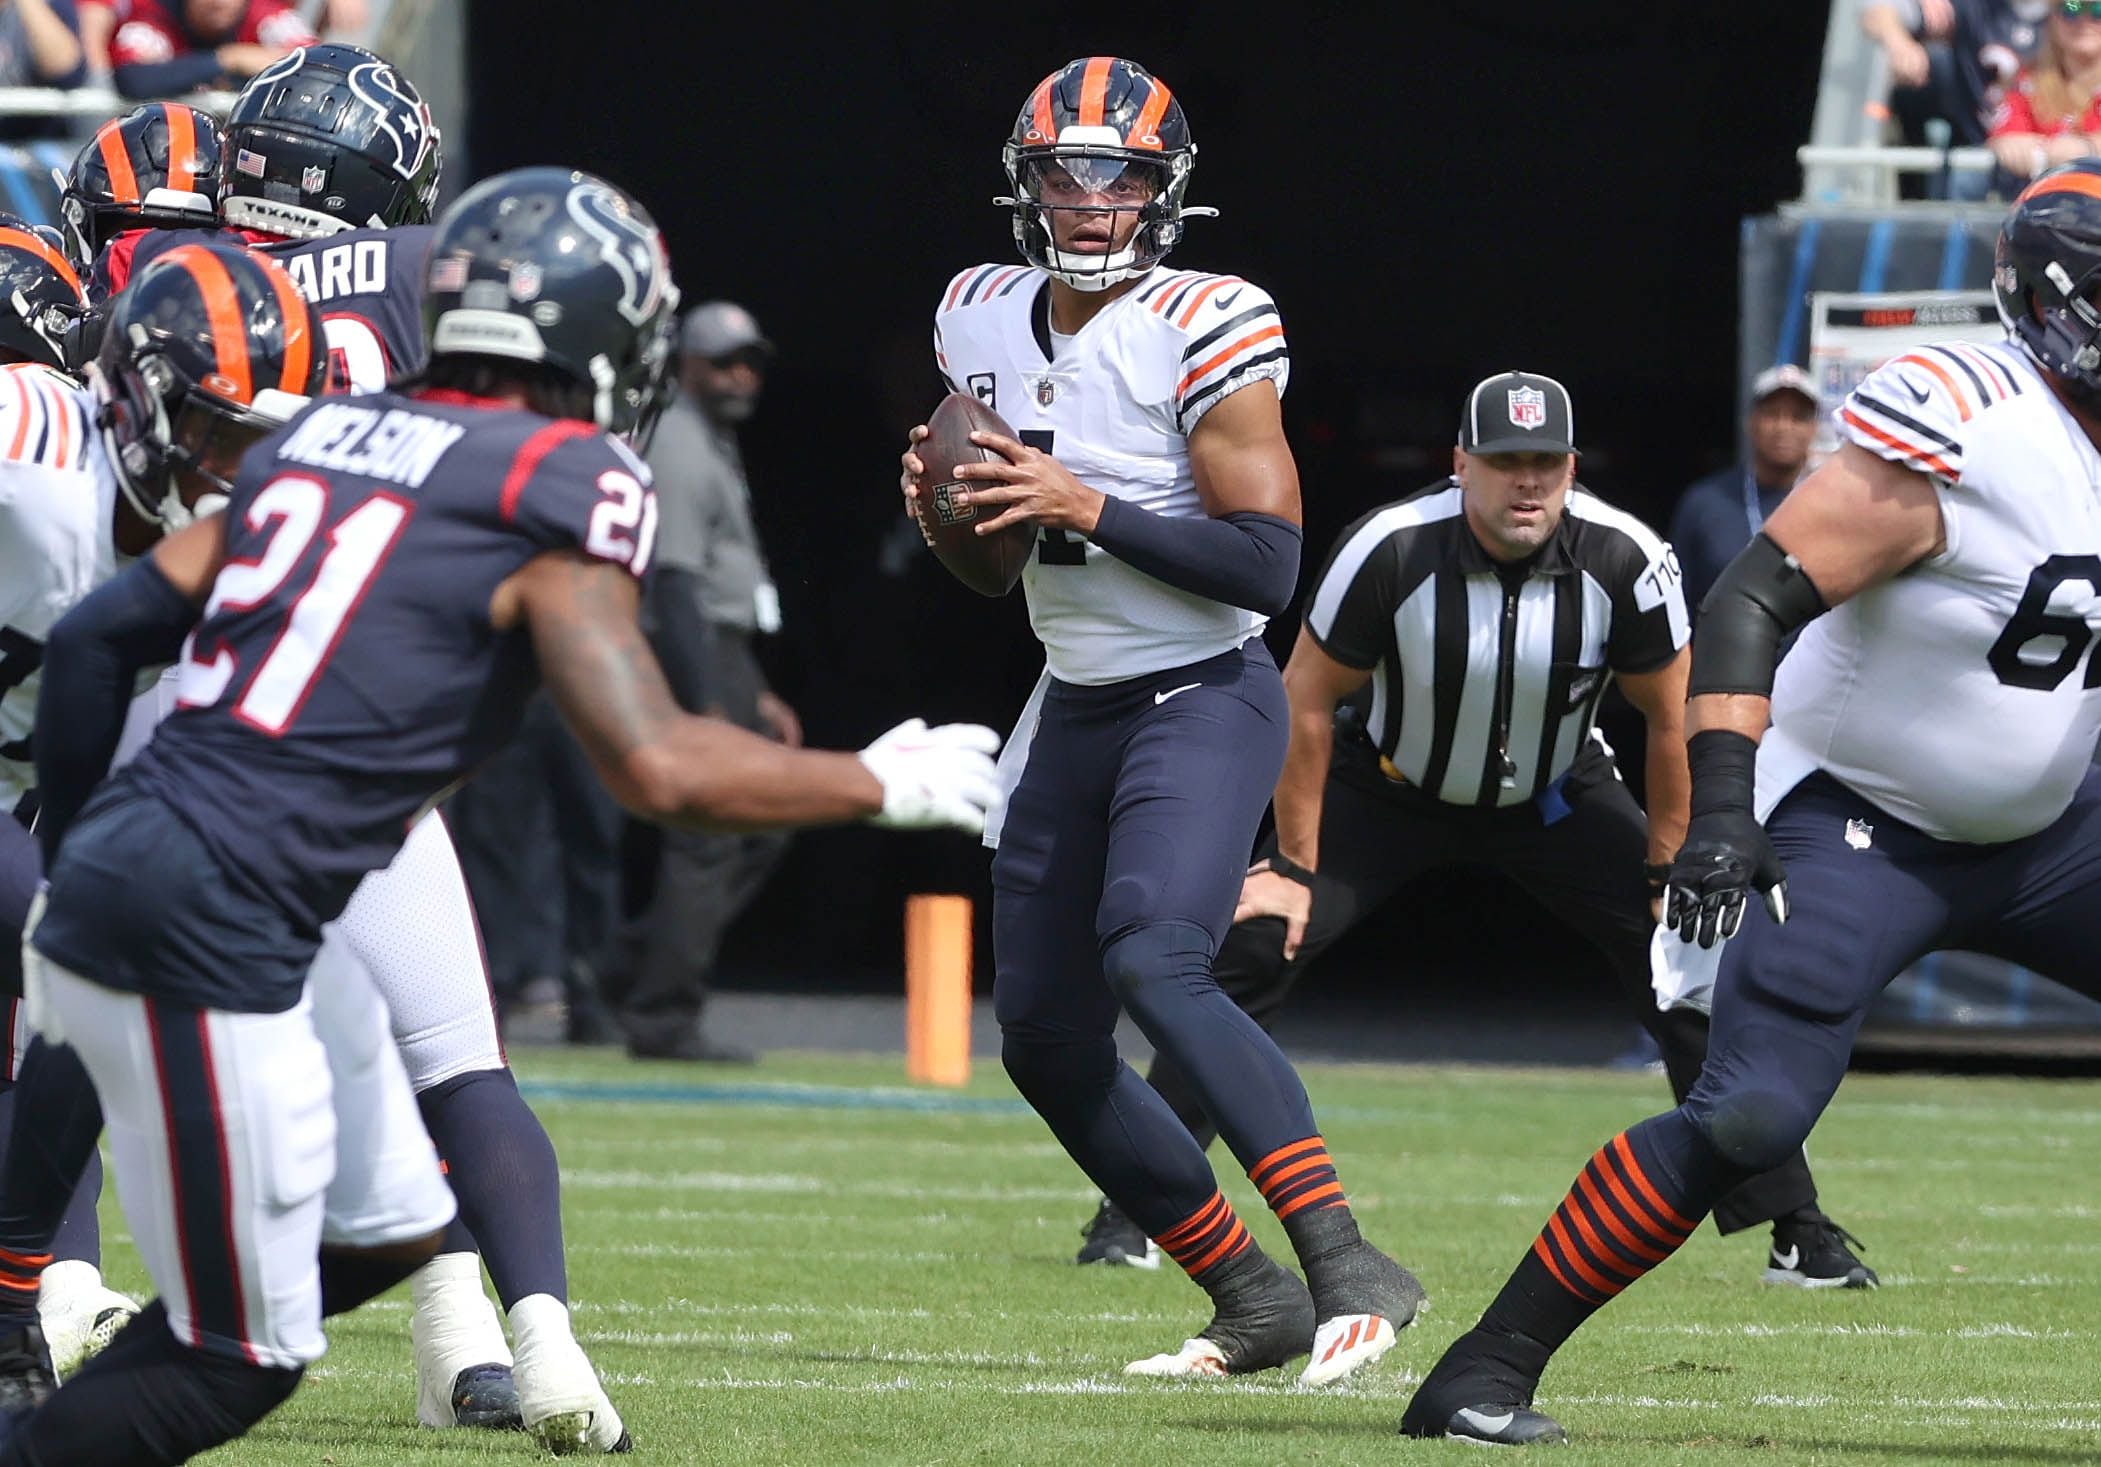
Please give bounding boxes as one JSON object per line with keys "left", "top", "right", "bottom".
{"left": 301, "top": 164, "right": 327, "bottom": 194}
{"left": 1507, "top": 386, "right": 1546, "bottom": 430}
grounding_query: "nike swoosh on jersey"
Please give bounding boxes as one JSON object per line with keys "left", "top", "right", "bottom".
{"left": 1905, "top": 380, "right": 1931, "bottom": 404}
{"left": 1771, "top": 1245, "right": 1801, "bottom": 1271}
{"left": 1154, "top": 682, "right": 1203, "bottom": 704}
{"left": 1212, "top": 286, "right": 1244, "bottom": 310}
{"left": 1454, "top": 1409, "right": 1517, "bottom": 1435}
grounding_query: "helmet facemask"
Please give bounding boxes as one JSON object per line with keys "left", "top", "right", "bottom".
{"left": 1999, "top": 239, "right": 2101, "bottom": 407}
{"left": 1000, "top": 143, "right": 1195, "bottom": 291}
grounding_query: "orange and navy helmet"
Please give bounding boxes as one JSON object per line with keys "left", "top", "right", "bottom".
{"left": 1994, "top": 159, "right": 2101, "bottom": 401}
{"left": 58, "top": 104, "right": 222, "bottom": 275}
{"left": 91, "top": 241, "right": 322, "bottom": 530}
{"left": 0, "top": 220, "right": 85, "bottom": 372}
{"left": 999, "top": 57, "right": 1207, "bottom": 292}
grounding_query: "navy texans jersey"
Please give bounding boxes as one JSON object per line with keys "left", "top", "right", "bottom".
{"left": 42, "top": 389, "right": 656, "bottom": 1007}
{"left": 112, "top": 224, "right": 433, "bottom": 391}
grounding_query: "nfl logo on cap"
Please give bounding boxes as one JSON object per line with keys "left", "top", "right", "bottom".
{"left": 1508, "top": 386, "right": 1546, "bottom": 430}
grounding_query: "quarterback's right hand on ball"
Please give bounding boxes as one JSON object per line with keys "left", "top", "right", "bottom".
{"left": 1664, "top": 809, "right": 1790, "bottom": 950}
{"left": 859, "top": 718, "right": 1002, "bottom": 833}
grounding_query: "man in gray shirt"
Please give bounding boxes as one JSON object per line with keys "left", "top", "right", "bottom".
{"left": 605, "top": 301, "right": 799, "bottom": 1062}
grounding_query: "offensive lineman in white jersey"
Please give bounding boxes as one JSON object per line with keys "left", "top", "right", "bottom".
{"left": 1406, "top": 163, "right": 2101, "bottom": 1447}
{"left": 900, "top": 57, "right": 1422, "bottom": 1384}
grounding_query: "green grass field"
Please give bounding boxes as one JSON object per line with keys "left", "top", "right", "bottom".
{"left": 117, "top": 1048, "right": 2101, "bottom": 1465}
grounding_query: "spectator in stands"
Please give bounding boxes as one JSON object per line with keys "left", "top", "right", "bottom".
{"left": 100, "top": 0, "right": 313, "bottom": 99}
{"left": 599, "top": 301, "right": 796, "bottom": 1065}
{"left": 0, "top": 0, "right": 85, "bottom": 89}
{"left": 1668, "top": 364, "right": 1818, "bottom": 612}
{"left": 1862, "top": 0, "right": 2050, "bottom": 197}
{"left": 1988, "top": 1, "right": 2101, "bottom": 183}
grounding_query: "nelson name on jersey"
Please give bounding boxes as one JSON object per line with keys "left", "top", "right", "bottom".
{"left": 275, "top": 398, "right": 465, "bottom": 487}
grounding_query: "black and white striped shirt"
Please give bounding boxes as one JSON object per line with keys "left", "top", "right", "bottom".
{"left": 1303, "top": 480, "right": 1689, "bottom": 808}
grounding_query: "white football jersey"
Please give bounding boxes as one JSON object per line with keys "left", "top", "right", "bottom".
{"left": 932, "top": 263, "right": 1289, "bottom": 685}
{"left": 0, "top": 365, "right": 113, "bottom": 815}
{"left": 1762, "top": 338, "right": 2101, "bottom": 842}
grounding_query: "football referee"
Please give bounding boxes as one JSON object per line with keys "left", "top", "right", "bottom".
{"left": 1075, "top": 372, "right": 1874, "bottom": 1288}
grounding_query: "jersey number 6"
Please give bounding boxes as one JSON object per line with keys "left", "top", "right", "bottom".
{"left": 1988, "top": 555, "right": 2101, "bottom": 691}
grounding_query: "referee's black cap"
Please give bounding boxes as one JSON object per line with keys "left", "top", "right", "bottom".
{"left": 1459, "top": 371, "right": 1577, "bottom": 456}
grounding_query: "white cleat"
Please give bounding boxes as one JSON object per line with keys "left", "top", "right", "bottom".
{"left": 1297, "top": 1312, "right": 1397, "bottom": 1387}
{"left": 511, "top": 1293, "right": 630, "bottom": 1454}
{"left": 37, "top": 1260, "right": 139, "bottom": 1380}
{"left": 1124, "top": 1336, "right": 1229, "bottom": 1378}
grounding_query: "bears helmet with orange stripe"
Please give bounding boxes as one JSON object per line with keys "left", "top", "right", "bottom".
{"left": 422, "top": 166, "right": 679, "bottom": 442}
{"left": 1995, "top": 159, "right": 2101, "bottom": 402}
{"left": 0, "top": 219, "right": 85, "bottom": 372}
{"left": 56, "top": 104, "right": 223, "bottom": 275}
{"left": 90, "top": 241, "right": 323, "bottom": 530}
{"left": 221, "top": 43, "right": 440, "bottom": 240}
{"left": 998, "top": 57, "right": 1213, "bottom": 292}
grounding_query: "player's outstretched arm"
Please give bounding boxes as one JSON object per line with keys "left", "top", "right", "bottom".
{"left": 512, "top": 550, "right": 1001, "bottom": 834}
{"left": 1617, "top": 645, "right": 1691, "bottom": 873}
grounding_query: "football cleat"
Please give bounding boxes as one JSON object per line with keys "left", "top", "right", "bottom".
{"left": 1299, "top": 1241, "right": 1426, "bottom": 1387}
{"left": 1763, "top": 1208, "right": 1878, "bottom": 1290}
{"left": 512, "top": 1294, "right": 631, "bottom": 1454}
{"left": 1401, "top": 1325, "right": 1560, "bottom": 1445}
{"left": 1076, "top": 1198, "right": 1160, "bottom": 1269}
{"left": 1124, "top": 1254, "right": 1313, "bottom": 1377}
{"left": 37, "top": 1261, "right": 139, "bottom": 1380}
{"left": 411, "top": 1251, "right": 518, "bottom": 1429}
{"left": 444, "top": 1363, "right": 523, "bottom": 1431}
{"left": 0, "top": 1324, "right": 55, "bottom": 1413}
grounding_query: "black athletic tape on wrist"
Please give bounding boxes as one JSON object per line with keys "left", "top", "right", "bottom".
{"left": 1686, "top": 533, "right": 1827, "bottom": 699}
{"left": 1686, "top": 729, "right": 1760, "bottom": 819}
{"left": 1644, "top": 860, "right": 1673, "bottom": 891}
{"left": 1264, "top": 853, "right": 1316, "bottom": 887}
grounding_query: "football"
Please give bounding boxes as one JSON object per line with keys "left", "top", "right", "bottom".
{"left": 911, "top": 392, "right": 1034, "bottom": 597}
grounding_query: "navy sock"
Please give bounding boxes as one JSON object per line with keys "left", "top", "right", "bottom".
{"left": 0, "top": 1300, "right": 303, "bottom": 1467}
{"left": 0, "top": 1042, "right": 106, "bottom": 1325}
{"left": 319, "top": 1245, "right": 430, "bottom": 1319}
{"left": 416, "top": 1068, "right": 566, "bottom": 1309}
{"left": 1001, "top": 1034, "right": 1222, "bottom": 1243}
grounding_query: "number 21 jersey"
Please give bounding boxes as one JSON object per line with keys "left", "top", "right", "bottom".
{"left": 1767, "top": 339, "right": 2101, "bottom": 842}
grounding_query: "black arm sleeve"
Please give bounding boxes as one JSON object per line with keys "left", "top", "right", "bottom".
{"left": 32, "top": 557, "right": 199, "bottom": 862}
{"left": 1087, "top": 501, "right": 1303, "bottom": 616}
{"left": 643, "top": 566, "right": 714, "bottom": 713}
{"left": 1685, "top": 533, "right": 1829, "bottom": 698}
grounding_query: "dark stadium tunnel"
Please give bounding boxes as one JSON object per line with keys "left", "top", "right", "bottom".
{"left": 467, "top": 0, "right": 1829, "bottom": 1014}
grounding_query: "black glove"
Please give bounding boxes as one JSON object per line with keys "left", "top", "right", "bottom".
{"left": 1665, "top": 808, "right": 1790, "bottom": 949}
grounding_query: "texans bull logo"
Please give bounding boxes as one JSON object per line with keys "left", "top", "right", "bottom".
{"left": 565, "top": 181, "right": 673, "bottom": 328}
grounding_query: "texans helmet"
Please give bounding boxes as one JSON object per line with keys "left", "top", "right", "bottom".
{"left": 220, "top": 43, "right": 441, "bottom": 239}
{"left": 58, "top": 104, "right": 223, "bottom": 274}
{"left": 999, "top": 57, "right": 1211, "bottom": 291}
{"left": 422, "top": 166, "right": 679, "bottom": 440}
{"left": 0, "top": 222, "right": 85, "bottom": 372}
{"left": 92, "top": 241, "right": 323, "bottom": 529}
{"left": 1995, "top": 160, "right": 2101, "bottom": 403}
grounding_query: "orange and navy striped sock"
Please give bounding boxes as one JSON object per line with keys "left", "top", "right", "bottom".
{"left": 1530, "top": 1129, "right": 1700, "bottom": 1306}
{"left": 0, "top": 1245, "right": 50, "bottom": 1326}
{"left": 1154, "top": 1189, "right": 1254, "bottom": 1284}
{"left": 1249, "top": 1135, "right": 1361, "bottom": 1259}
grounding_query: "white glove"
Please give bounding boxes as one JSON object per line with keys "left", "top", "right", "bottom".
{"left": 858, "top": 718, "right": 1003, "bottom": 833}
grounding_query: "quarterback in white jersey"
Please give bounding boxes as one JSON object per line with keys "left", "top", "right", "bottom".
{"left": 900, "top": 56, "right": 1422, "bottom": 1389}
{"left": 1407, "top": 163, "right": 2101, "bottom": 1448}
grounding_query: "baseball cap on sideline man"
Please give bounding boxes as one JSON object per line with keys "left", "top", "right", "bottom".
{"left": 1459, "top": 371, "right": 1577, "bottom": 456}
{"left": 1750, "top": 362, "right": 1817, "bottom": 406}
{"left": 681, "top": 300, "right": 774, "bottom": 360}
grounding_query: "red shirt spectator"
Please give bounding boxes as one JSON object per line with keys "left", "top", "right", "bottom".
{"left": 99, "top": 0, "right": 314, "bottom": 99}
{"left": 1989, "top": 4, "right": 2101, "bottom": 180}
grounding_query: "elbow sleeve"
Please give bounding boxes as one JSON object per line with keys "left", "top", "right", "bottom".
{"left": 1686, "top": 533, "right": 1828, "bottom": 698}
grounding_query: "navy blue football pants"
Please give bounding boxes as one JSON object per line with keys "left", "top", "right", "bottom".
{"left": 993, "top": 641, "right": 1319, "bottom": 1242}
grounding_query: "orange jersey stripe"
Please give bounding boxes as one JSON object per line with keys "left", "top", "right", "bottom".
{"left": 0, "top": 228, "right": 80, "bottom": 298}
{"left": 1839, "top": 406, "right": 1958, "bottom": 478}
{"left": 1177, "top": 276, "right": 1243, "bottom": 328}
{"left": 1176, "top": 324, "right": 1284, "bottom": 397}
{"left": 2017, "top": 170, "right": 2101, "bottom": 205}
{"left": 1609, "top": 1134, "right": 1697, "bottom": 1236}
{"left": 164, "top": 103, "right": 197, "bottom": 192}
{"left": 1077, "top": 56, "right": 1112, "bottom": 128}
{"left": 1248, "top": 1135, "right": 1324, "bottom": 1183}
{"left": 1890, "top": 353, "right": 1970, "bottom": 421}
{"left": 1274, "top": 1181, "right": 1345, "bottom": 1220}
{"left": 165, "top": 245, "right": 251, "bottom": 402}
{"left": 96, "top": 120, "right": 139, "bottom": 205}
{"left": 258, "top": 257, "right": 313, "bottom": 394}
{"left": 1128, "top": 77, "right": 1173, "bottom": 149}
{"left": 6, "top": 367, "right": 35, "bottom": 461}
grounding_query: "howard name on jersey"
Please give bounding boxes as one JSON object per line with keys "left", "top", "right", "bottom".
{"left": 933, "top": 264, "right": 1288, "bottom": 685}
{"left": 1770, "top": 339, "right": 2101, "bottom": 842}
{"left": 0, "top": 364, "right": 110, "bottom": 817}
{"left": 117, "top": 224, "right": 435, "bottom": 391}
{"left": 119, "top": 390, "right": 657, "bottom": 933}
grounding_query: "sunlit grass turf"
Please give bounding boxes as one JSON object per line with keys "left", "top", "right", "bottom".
{"left": 104, "top": 1048, "right": 2101, "bottom": 1465}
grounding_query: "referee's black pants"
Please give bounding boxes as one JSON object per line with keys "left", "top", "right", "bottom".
{"left": 1143, "top": 733, "right": 1820, "bottom": 1235}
